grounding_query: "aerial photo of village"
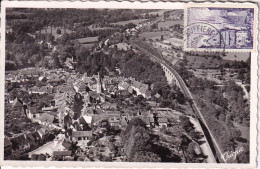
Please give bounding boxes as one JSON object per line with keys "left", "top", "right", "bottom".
{"left": 4, "top": 8, "right": 250, "bottom": 163}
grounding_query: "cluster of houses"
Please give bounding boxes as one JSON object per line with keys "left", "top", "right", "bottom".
{"left": 5, "top": 68, "right": 42, "bottom": 84}
{"left": 5, "top": 65, "right": 179, "bottom": 160}
{"left": 4, "top": 98, "right": 59, "bottom": 159}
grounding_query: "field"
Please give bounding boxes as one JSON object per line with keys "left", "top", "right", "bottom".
{"left": 141, "top": 9, "right": 170, "bottom": 16}
{"left": 191, "top": 52, "right": 250, "bottom": 62}
{"left": 111, "top": 19, "right": 148, "bottom": 26}
{"left": 185, "top": 55, "right": 232, "bottom": 69}
{"left": 222, "top": 52, "right": 250, "bottom": 62}
{"left": 36, "top": 26, "right": 73, "bottom": 40}
{"left": 81, "top": 43, "right": 95, "bottom": 49}
{"left": 163, "top": 38, "right": 183, "bottom": 48}
{"left": 158, "top": 20, "right": 183, "bottom": 30}
{"left": 166, "top": 10, "right": 183, "bottom": 17}
{"left": 139, "top": 31, "right": 171, "bottom": 41}
{"left": 233, "top": 122, "right": 249, "bottom": 140}
{"left": 88, "top": 25, "right": 114, "bottom": 31}
{"left": 76, "top": 36, "right": 99, "bottom": 44}
{"left": 116, "top": 42, "right": 130, "bottom": 51}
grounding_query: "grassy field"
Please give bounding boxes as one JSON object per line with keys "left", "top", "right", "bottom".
{"left": 233, "top": 122, "right": 249, "bottom": 140}
{"left": 111, "top": 19, "right": 148, "bottom": 26}
{"left": 76, "top": 36, "right": 99, "bottom": 44}
{"left": 88, "top": 25, "right": 114, "bottom": 31}
{"left": 222, "top": 52, "right": 250, "bottom": 62}
{"left": 185, "top": 55, "right": 232, "bottom": 69}
{"left": 191, "top": 52, "right": 250, "bottom": 62}
{"left": 141, "top": 9, "right": 170, "bottom": 16}
{"left": 167, "top": 10, "right": 183, "bottom": 16}
{"left": 158, "top": 20, "right": 183, "bottom": 29}
{"left": 81, "top": 43, "right": 95, "bottom": 49}
{"left": 139, "top": 31, "right": 171, "bottom": 41}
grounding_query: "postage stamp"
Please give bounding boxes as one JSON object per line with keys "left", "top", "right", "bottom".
{"left": 0, "top": 1, "right": 258, "bottom": 168}
{"left": 184, "top": 4, "right": 258, "bottom": 52}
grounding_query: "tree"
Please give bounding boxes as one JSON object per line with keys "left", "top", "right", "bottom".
{"left": 31, "top": 154, "right": 47, "bottom": 161}
{"left": 132, "top": 151, "right": 161, "bottom": 162}
{"left": 179, "top": 116, "right": 194, "bottom": 132}
{"left": 5, "top": 61, "right": 17, "bottom": 71}
{"left": 121, "top": 118, "right": 156, "bottom": 161}
{"left": 56, "top": 28, "right": 61, "bottom": 34}
{"left": 47, "top": 33, "right": 55, "bottom": 42}
{"left": 53, "top": 54, "right": 61, "bottom": 68}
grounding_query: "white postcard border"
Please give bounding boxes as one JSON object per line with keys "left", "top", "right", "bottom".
{"left": 0, "top": 1, "right": 258, "bottom": 168}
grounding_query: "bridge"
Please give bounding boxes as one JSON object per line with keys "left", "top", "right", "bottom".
{"left": 130, "top": 38, "right": 224, "bottom": 163}
{"left": 161, "top": 64, "right": 181, "bottom": 87}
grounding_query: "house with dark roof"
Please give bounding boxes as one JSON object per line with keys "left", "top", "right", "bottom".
{"left": 101, "top": 102, "right": 117, "bottom": 110}
{"left": 12, "top": 98, "right": 23, "bottom": 109}
{"left": 39, "top": 86, "right": 48, "bottom": 95}
{"left": 139, "top": 115, "right": 155, "bottom": 128}
{"left": 58, "top": 85, "right": 75, "bottom": 94}
{"left": 38, "top": 113, "right": 55, "bottom": 127}
{"left": 158, "top": 117, "right": 168, "bottom": 128}
{"left": 71, "top": 131, "right": 93, "bottom": 141}
{"left": 73, "top": 81, "right": 86, "bottom": 93}
{"left": 61, "top": 141, "right": 72, "bottom": 151}
{"left": 27, "top": 106, "right": 40, "bottom": 119}
{"left": 81, "top": 106, "right": 95, "bottom": 115}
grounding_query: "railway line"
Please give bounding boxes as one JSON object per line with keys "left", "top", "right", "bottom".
{"left": 130, "top": 38, "right": 224, "bottom": 163}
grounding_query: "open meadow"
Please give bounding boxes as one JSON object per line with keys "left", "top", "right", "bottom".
{"left": 158, "top": 20, "right": 183, "bottom": 30}
{"left": 111, "top": 19, "right": 148, "bottom": 26}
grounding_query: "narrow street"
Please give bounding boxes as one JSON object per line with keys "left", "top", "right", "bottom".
{"left": 28, "top": 134, "right": 65, "bottom": 158}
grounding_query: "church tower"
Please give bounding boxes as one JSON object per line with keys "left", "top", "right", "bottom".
{"left": 97, "top": 72, "right": 102, "bottom": 94}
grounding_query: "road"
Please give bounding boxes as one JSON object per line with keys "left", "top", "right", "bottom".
{"left": 189, "top": 117, "right": 216, "bottom": 163}
{"left": 130, "top": 38, "right": 223, "bottom": 163}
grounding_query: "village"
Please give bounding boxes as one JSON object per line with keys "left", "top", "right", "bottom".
{"left": 4, "top": 65, "right": 192, "bottom": 161}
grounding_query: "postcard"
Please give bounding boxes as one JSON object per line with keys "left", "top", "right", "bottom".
{"left": 0, "top": 1, "right": 258, "bottom": 168}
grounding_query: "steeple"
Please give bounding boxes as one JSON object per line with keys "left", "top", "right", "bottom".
{"left": 97, "top": 72, "right": 102, "bottom": 94}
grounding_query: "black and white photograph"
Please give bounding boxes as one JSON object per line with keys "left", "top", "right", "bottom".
{"left": 0, "top": 1, "right": 258, "bottom": 168}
